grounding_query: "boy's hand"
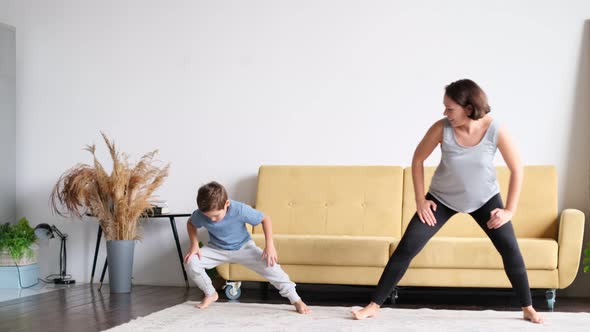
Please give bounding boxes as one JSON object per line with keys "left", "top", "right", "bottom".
{"left": 183, "top": 246, "right": 202, "bottom": 264}
{"left": 261, "top": 244, "right": 278, "bottom": 267}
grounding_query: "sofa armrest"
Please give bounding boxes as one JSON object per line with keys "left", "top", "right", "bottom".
{"left": 558, "top": 208, "right": 585, "bottom": 288}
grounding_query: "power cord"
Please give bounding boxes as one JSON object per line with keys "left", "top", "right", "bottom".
{"left": 12, "top": 258, "right": 40, "bottom": 289}
{"left": 38, "top": 274, "right": 74, "bottom": 284}
{"left": 12, "top": 259, "right": 73, "bottom": 288}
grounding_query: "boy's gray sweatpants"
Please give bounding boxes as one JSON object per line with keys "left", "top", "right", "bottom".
{"left": 185, "top": 240, "right": 301, "bottom": 304}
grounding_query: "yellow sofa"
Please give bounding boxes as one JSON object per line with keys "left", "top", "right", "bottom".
{"left": 216, "top": 165, "right": 585, "bottom": 308}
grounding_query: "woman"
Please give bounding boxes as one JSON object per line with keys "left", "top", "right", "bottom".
{"left": 352, "top": 79, "right": 543, "bottom": 324}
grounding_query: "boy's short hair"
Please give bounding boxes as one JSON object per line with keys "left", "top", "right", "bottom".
{"left": 197, "top": 181, "right": 228, "bottom": 212}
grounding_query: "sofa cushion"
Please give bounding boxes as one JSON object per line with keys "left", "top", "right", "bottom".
{"left": 391, "top": 237, "right": 558, "bottom": 270}
{"left": 254, "top": 166, "right": 404, "bottom": 237}
{"left": 252, "top": 234, "right": 393, "bottom": 267}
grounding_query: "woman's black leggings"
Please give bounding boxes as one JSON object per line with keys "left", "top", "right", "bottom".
{"left": 372, "top": 193, "right": 532, "bottom": 307}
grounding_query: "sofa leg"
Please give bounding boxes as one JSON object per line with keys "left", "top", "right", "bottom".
{"left": 224, "top": 281, "right": 242, "bottom": 300}
{"left": 545, "top": 289, "right": 556, "bottom": 311}
{"left": 387, "top": 288, "right": 399, "bottom": 305}
{"left": 260, "top": 282, "right": 269, "bottom": 299}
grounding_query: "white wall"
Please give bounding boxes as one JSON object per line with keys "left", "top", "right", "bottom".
{"left": 1, "top": 0, "right": 589, "bottom": 296}
{"left": 0, "top": 23, "right": 16, "bottom": 224}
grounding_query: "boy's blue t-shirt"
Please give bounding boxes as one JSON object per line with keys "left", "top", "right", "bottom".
{"left": 190, "top": 200, "right": 264, "bottom": 250}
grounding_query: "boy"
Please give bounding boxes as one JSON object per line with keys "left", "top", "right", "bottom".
{"left": 183, "top": 181, "right": 312, "bottom": 314}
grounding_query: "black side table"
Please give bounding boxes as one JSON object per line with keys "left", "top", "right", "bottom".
{"left": 90, "top": 213, "right": 192, "bottom": 289}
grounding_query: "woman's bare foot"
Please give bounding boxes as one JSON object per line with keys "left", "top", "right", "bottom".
{"left": 351, "top": 302, "right": 380, "bottom": 320}
{"left": 195, "top": 291, "right": 219, "bottom": 309}
{"left": 522, "top": 306, "right": 544, "bottom": 324}
{"left": 294, "top": 300, "right": 312, "bottom": 314}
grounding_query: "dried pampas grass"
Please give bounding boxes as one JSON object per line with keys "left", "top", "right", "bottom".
{"left": 50, "top": 132, "right": 170, "bottom": 240}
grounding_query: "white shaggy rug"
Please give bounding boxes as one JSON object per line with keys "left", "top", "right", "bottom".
{"left": 105, "top": 302, "right": 590, "bottom": 332}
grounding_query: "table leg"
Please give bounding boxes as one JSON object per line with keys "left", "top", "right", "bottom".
{"left": 169, "top": 216, "right": 189, "bottom": 288}
{"left": 90, "top": 225, "right": 102, "bottom": 284}
{"left": 98, "top": 257, "right": 108, "bottom": 291}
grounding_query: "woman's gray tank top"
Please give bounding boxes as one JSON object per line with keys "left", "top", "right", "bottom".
{"left": 428, "top": 118, "right": 500, "bottom": 213}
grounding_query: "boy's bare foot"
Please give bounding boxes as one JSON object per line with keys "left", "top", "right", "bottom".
{"left": 351, "top": 302, "right": 380, "bottom": 320}
{"left": 522, "top": 306, "right": 544, "bottom": 324}
{"left": 294, "top": 300, "right": 312, "bottom": 314}
{"left": 195, "top": 291, "right": 219, "bottom": 309}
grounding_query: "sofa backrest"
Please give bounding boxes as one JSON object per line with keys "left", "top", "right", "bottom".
{"left": 255, "top": 166, "right": 404, "bottom": 237}
{"left": 402, "top": 166, "right": 558, "bottom": 238}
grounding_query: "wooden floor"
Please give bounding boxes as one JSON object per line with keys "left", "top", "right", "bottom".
{"left": 1, "top": 283, "right": 589, "bottom": 332}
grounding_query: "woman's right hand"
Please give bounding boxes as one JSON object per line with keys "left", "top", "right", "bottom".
{"left": 183, "top": 246, "right": 202, "bottom": 264}
{"left": 417, "top": 199, "right": 438, "bottom": 227}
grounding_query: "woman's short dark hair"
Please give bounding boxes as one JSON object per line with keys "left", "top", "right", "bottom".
{"left": 445, "top": 79, "right": 491, "bottom": 120}
{"left": 197, "top": 181, "right": 228, "bottom": 212}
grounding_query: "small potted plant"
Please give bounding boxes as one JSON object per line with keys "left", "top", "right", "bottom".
{"left": 0, "top": 217, "right": 39, "bottom": 288}
{"left": 0, "top": 218, "right": 37, "bottom": 266}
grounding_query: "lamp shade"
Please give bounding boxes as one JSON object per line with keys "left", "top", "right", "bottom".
{"left": 34, "top": 223, "right": 54, "bottom": 240}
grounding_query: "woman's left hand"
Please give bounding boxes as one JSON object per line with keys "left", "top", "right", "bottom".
{"left": 487, "top": 208, "right": 513, "bottom": 229}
